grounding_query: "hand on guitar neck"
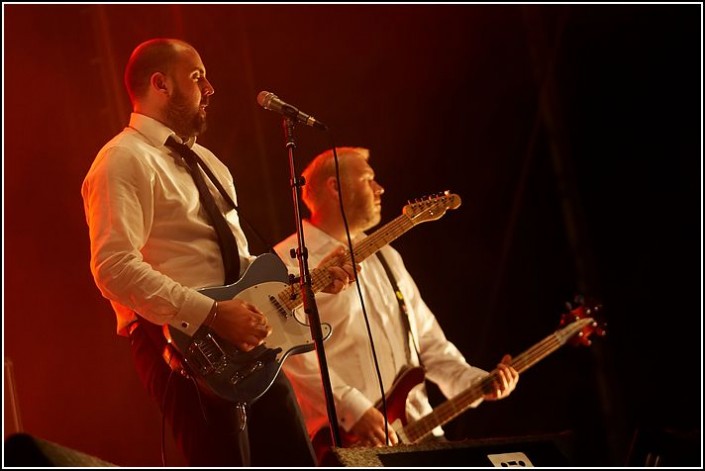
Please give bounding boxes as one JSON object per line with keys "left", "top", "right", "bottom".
{"left": 316, "top": 245, "right": 360, "bottom": 295}
{"left": 481, "top": 354, "right": 520, "bottom": 401}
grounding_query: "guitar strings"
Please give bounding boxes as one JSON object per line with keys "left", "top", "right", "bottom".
{"left": 404, "top": 319, "right": 592, "bottom": 443}
{"left": 405, "top": 333, "right": 561, "bottom": 442}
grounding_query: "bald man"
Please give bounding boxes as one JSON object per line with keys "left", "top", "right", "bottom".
{"left": 82, "top": 38, "right": 355, "bottom": 466}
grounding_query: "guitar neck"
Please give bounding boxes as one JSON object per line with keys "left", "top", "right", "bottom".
{"left": 403, "top": 318, "right": 593, "bottom": 443}
{"left": 278, "top": 214, "right": 413, "bottom": 311}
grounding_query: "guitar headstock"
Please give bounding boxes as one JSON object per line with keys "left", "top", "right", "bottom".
{"left": 403, "top": 191, "right": 462, "bottom": 224}
{"left": 558, "top": 295, "right": 607, "bottom": 347}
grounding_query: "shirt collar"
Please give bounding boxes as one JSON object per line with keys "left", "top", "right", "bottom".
{"left": 128, "top": 113, "right": 197, "bottom": 148}
{"left": 302, "top": 219, "right": 366, "bottom": 256}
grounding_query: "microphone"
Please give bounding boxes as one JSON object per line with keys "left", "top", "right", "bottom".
{"left": 257, "top": 91, "right": 328, "bottom": 130}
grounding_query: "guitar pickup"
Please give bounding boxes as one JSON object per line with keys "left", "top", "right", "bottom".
{"left": 269, "top": 295, "right": 290, "bottom": 319}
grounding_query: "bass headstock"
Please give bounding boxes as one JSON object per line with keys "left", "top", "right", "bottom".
{"left": 402, "top": 191, "right": 462, "bottom": 224}
{"left": 559, "top": 295, "right": 607, "bottom": 347}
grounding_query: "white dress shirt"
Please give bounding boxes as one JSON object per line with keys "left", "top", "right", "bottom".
{"left": 82, "top": 113, "right": 254, "bottom": 336}
{"left": 274, "top": 220, "right": 488, "bottom": 438}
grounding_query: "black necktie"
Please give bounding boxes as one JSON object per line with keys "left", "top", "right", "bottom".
{"left": 166, "top": 136, "right": 240, "bottom": 284}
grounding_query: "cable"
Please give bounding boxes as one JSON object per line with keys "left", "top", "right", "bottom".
{"left": 327, "top": 139, "right": 393, "bottom": 446}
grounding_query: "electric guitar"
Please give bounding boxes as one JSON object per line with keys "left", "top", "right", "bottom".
{"left": 164, "top": 192, "right": 462, "bottom": 404}
{"left": 313, "top": 299, "right": 605, "bottom": 458}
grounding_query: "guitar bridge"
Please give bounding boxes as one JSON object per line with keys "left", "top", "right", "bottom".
{"left": 186, "top": 333, "right": 229, "bottom": 375}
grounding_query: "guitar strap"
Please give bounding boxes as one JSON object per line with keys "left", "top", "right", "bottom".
{"left": 375, "top": 251, "right": 424, "bottom": 369}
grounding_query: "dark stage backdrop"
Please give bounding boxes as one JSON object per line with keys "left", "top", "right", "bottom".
{"left": 3, "top": 4, "right": 701, "bottom": 467}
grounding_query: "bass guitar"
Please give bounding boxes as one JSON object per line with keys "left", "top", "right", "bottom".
{"left": 164, "top": 192, "right": 462, "bottom": 404}
{"left": 313, "top": 298, "right": 605, "bottom": 458}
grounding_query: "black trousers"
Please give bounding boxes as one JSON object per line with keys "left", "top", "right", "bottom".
{"left": 128, "top": 319, "right": 317, "bottom": 467}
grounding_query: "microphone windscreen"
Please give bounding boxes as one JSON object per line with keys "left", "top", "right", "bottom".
{"left": 256, "top": 91, "right": 274, "bottom": 108}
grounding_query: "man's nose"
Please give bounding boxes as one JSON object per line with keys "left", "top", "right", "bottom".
{"left": 202, "top": 79, "right": 214, "bottom": 96}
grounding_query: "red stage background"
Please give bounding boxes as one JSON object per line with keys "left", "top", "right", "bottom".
{"left": 3, "top": 4, "right": 701, "bottom": 467}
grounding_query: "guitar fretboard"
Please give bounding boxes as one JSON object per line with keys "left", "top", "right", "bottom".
{"left": 278, "top": 214, "right": 415, "bottom": 311}
{"left": 403, "top": 317, "right": 594, "bottom": 443}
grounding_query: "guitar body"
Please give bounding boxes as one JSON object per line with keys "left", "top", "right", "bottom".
{"left": 166, "top": 253, "right": 332, "bottom": 404}
{"left": 197, "top": 253, "right": 332, "bottom": 360}
{"left": 374, "top": 366, "right": 427, "bottom": 440}
{"left": 312, "top": 366, "right": 426, "bottom": 463}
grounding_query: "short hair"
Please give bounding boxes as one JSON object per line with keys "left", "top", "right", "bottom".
{"left": 301, "top": 147, "right": 370, "bottom": 213}
{"left": 124, "top": 38, "right": 193, "bottom": 104}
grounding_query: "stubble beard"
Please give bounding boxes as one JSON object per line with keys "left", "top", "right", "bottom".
{"left": 166, "top": 87, "right": 207, "bottom": 138}
{"left": 348, "top": 196, "right": 382, "bottom": 234}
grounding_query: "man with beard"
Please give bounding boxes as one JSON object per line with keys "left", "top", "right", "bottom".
{"left": 81, "top": 38, "right": 356, "bottom": 467}
{"left": 273, "top": 147, "right": 520, "bottom": 463}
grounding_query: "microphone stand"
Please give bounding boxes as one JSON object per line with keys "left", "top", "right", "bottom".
{"left": 281, "top": 116, "right": 342, "bottom": 451}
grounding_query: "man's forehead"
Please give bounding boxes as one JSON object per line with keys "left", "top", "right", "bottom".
{"left": 175, "top": 46, "right": 205, "bottom": 70}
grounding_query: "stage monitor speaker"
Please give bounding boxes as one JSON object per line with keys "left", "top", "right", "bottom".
{"left": 3, "top": 433, "right": 117, "bottom": 467}
{"left": 332, "top": 432, "right": 574, "bottom": 467}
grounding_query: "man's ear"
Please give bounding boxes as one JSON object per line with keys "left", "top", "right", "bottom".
{"left": 325, "top": 176, "right": 340, "bottom": 198}
{"left": 150, "top": 72, "right": 169, "bottom": 95}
